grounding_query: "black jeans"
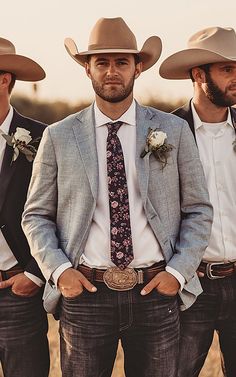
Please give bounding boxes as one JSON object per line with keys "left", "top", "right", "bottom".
{"left": 60, "top": 282, "right": 180, "bottom": 377}
{"left": 0, "top": 288, "right": 50, "bottom": 377}
{"left": 178, "top": 274, "right": 236, "bottom": 377}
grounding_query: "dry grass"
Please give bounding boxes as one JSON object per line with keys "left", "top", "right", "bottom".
{"left": 47, "top": 315, "right": 223, "bottom": 377}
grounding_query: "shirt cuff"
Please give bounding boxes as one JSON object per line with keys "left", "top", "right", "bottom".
{"left": 165, "top": 266, "right": 185, "bottom": 291}
{"left": 52, "top": 262, "right": 72, "bottom": 287}
{"left": 24, "top": 272, "right": 44, "bottom": 287}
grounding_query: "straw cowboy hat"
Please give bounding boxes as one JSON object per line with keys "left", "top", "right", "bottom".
{"left": 64, "top": 17, "right": 162, "bottom": 72}
{"left": 159, "top": 26, "right": 236, "bottom": 79}
{"left": 0, "top": 37, "right": 45, "bottom": 81}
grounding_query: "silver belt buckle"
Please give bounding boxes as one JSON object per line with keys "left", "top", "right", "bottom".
{"left": 103, "top": 267, "right": 138, "bottom": 291}
{"left": 206, "top": 262, "right": 225, "bottom": 280}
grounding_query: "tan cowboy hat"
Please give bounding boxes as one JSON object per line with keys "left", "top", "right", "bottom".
{"left": 159, "top": 26, "right": 236, "bottom": 79}
{"left": 64, "top": 17, "right": 162, "bottom": 72}
{"left": 0, "top": 37, "right": 45, "bottom": 81}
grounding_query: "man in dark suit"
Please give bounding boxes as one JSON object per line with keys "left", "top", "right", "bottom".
{"left": 160, "top": 26, "right": 236, "bottom": 377}
{"left": 0, "top": 37, "right": 49, "bottom": 377}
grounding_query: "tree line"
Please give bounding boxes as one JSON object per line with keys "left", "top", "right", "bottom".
{"left": 11, "top": 95, "right": 187, "bottom": 124}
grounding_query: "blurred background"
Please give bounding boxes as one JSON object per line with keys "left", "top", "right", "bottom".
{"left": 3, "top": 0, "right": 236, "bottom": 111}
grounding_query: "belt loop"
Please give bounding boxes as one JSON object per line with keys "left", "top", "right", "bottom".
{"left": 137, "top": 270, "right": 144, "bottom": 284}
{"left": 1, "top": 271, "right": 7, "bottom": 281}
{"left": 90, "top": 268, "right": 95, "bottom": 283}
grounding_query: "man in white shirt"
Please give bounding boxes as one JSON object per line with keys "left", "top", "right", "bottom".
{"left": 0, "top": 37, "right": 49, "bottom": 376}
{"left": 160, "top": 26, "right": 236, "bottom": 377}
{"left": 22, "top": 18, "right": 212, "bottom": 377}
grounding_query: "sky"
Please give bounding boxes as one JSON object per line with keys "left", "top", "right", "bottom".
{"left": 2, "top": 0, "right": 236, "bottom": 105}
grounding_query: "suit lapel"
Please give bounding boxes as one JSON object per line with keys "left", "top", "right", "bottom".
{"left": 174, "top": 101, "right": 196, "bottom": 141}
{"left": 135, "top": 103, "right": 162, "bottom": 202}
{"left": 72, "top": 104, "right": 99, "bottom": 200}
{"left": 230, "top": 107, "right": 236, "bottom": 130}
{"left": 0, "top": 109, "right": 20, "bottom": 212}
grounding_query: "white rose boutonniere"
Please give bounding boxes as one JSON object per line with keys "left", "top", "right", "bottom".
{"left": 0, "top": 127, "right": 40, "bottom": 163}
{"left": 140, "top": 128, "right": 174, "bottom": 168}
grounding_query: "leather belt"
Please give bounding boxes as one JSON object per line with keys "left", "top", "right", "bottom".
{"left": 0, "top": 264, "right": 24, "bottom": 282}
{"left": 78, "top": 261, "right": 166, "bottom": 291}
{"left": 198, "top": 261, "right": 236, "bottom": 279}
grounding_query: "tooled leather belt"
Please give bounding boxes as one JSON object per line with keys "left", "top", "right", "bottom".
{"left": 78, "top": 261, "right": 166, "bottom": 291}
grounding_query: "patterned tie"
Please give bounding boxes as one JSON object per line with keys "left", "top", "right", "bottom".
{"left": 106, "top": 121, "right": 134, "bottom": 270}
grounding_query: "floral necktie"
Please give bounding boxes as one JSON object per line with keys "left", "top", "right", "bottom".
{"left": 106, "top": 121, "right": 134, "bottom": 270}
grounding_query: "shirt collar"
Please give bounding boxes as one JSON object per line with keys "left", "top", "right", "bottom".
{"left": 191, "top": 101, "right": 234, "bottom": 130}
{"left": 94, "top": 100, "right": 136, "bottom": 128}
{"left": 0, "top": 106, "right": 14, "bottom": 134}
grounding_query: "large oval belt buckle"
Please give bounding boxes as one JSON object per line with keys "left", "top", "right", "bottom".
{"left": 103, "top": 267, "right": 138, "bottom": 291}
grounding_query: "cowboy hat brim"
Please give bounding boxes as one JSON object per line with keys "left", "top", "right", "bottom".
{"left": 64, "top": 36, "right": 162, "bottom": 72}
{"left": 159, "top": 48, "right": 236, "bottom": 79}
{"left": 0, "top": 54, "right": 45, "bottom": 81}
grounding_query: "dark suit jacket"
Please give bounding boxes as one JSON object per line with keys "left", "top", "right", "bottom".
{"left": 173, "top": 100, "right": 236, "bottom": 140}
{"left": 0, "top": 108, "right": 47, "bottom": 279}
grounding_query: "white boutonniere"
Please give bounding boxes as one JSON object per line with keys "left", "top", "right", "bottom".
{"left": 140, "top": 128, "right": 174, "bottom": 168}
{"left": 0, "top": 127, "right": 40, "bottom": 163}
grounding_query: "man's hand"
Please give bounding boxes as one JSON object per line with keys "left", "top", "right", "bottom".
{"left": 0, "top": 273, "right": 40, "bottom": 297}
{"left": 58, "top": 268, "right": 97, "bottom": 298}
{"left": 141, "top": 271, "right": 180, "bottom": 296}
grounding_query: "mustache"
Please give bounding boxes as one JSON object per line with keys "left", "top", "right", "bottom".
{"left": 104, "top": 79, "right": 123, "bottom": 84}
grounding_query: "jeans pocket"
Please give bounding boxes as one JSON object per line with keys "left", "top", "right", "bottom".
{"left": 8, "top": 288, "right": 40, "bottom": 300}
{"left": 155, "top": 289, "right": 178, "bottom": 299}
{"left": 62, "top": 290, "right": 85, "bottom": 301}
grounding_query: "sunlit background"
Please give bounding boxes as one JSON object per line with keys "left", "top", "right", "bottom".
{"left": 2, "top": 0, "right": 236, "bottom": 105}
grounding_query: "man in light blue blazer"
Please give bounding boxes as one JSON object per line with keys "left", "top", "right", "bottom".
{"left": 22, "top": 17, "right": 213, "bottom": 377}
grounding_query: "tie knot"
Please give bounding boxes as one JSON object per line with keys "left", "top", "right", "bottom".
{"left": 107, "top": 121, "right": 123, "bottom": 135}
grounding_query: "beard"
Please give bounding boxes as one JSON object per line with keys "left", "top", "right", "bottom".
{"left": 205, "top": 72, "right": 236, "bottom": 107}
{"left": 91, "top": 75, "right": 135, "bottom": 103}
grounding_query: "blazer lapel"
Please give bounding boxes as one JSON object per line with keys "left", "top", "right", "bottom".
{"left": 72, "top": 104, "right": 99, "bottom": 200}
{"left": 0, "top": 110, "right": 19, "bottom": 212}
{"left": 135, "top": 103, "right": 162, "bottom": 202}
{"left": 174, "top": 101, "right": 196, "bottom": 141}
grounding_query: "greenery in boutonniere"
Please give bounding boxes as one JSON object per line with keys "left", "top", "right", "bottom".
{"left": 0, "top": 127, "right": 40, "bottom": 163}
{"left": 140, "top": 128, "right": 174, "bottom": 168}
{"left": 233, "top": 138, "right": 236, "bottom": 152}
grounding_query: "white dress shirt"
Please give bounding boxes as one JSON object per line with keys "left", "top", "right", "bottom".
{"left": 0, "top": 106, "right": 42, "bottom": 286}
{"left": 53, "top": 100, "right": 184, "bottom": 288}
{"left": 192, "top": 102, "right": 236, "bottom": 262}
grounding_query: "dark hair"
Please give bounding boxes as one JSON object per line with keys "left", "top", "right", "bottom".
{"left": 0, "top": 70, "right": 16, "bottom": 94}
{"left": 134, "top": 54, "right": 141, "bottom": 65}
{"left": 189, "top": 63, "right": 212, "bottom": 82}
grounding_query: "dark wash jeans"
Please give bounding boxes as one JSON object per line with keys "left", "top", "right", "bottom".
{"left": 0, "top": 287, "right": 50, "bottom": 377}
{"left": 178, "top": 274, "right": 236, "bottom": 377}
{"left": 59, "top": 282, "right": 180, "bottom": 377}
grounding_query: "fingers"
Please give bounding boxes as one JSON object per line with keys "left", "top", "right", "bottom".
{"left": 58, "top": 268, "right": 97, "bottom": 297}
{"left": 0, "top": 277, "right": 14, "bottom": 289}
{"left": 197, "top": 271, "right": 205, "bottom": 277}
{"left": 77, "top": 271, "right": 97, "bottom": 292}
{"left": 141, "top": 271, "right": 180, "bottom": 296}
{"left": 141, "top": 275, "right": 160, "bottom": 296}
